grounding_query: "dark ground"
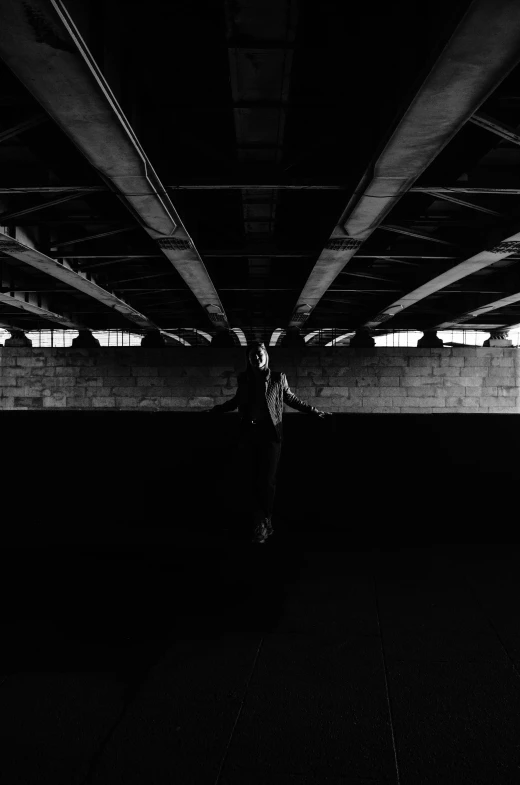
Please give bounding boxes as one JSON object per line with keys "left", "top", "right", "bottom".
{"left": 1, "top": 413, "right": 519, "bottom": 783}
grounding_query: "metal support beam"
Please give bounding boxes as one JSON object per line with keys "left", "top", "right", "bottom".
{"left": 288, "top": 0, "right": 520, "bottom": 328}
{"left": 378, "top": 225, "right": 458, "bottom": 246}
{"left": 418, "top": 189, "right": 502, "bottom": 216}
{"left": 0, "top": 191, "right": 84, "bottom": 222}
{"left": 0, "top": 183, "right": 347, "bottom": 193}
{"left": 0, "top": 113, "right": 48, "bottom": 144}
{"left": 411, "top": 187, "right": 520, "bottom": 195}
{"left": 0, "top": 0, "right": 228, "bottom": 330}
{"left": 3, "top": 184, "right": 520, "bottom": 195}
{"left": 468, "top": 111, "right": 520, "bottom": 145}
{"left": 51, "top": 227, "right": 135, "bottom": 249}
{"left": 167, "top": 183, "right": 345, "bottom": 190}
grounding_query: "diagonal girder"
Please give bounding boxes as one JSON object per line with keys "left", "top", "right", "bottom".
{"left": 288, "top": 0, "right": 520, "bottom": 328}
{"left": 0, "top": 318, "right": 24, "bottom": 331}
{"left": 434, "top": 289, "right": 520, "bottom": 329}
{"left": 469, "top": 111, "right": 520, "bottom": 145}
{"left": 0, "top": 0, "right": 229, "bottom": 330}
{"left": 0, "top": 191, "right": 84, "bottom": 222}
{"left": 378, "top": 225, "right": 458, "bottom": 246}
{"left": 0, "top": 113, "right": 48, "bottom": 144}
{"left": 364, "top": 233, "right": 520, "bottom": 328}
{"left": 0, "top": 230, "right": 165, "bottom": 330}
{"left": 418, "top": 189, "right": 502, "bottom": 217}
{"left": 0, "top": 289, "right": 81, "bottom": 328}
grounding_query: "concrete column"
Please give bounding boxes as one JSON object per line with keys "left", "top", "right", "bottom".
{"left": 417, "top": 330, "right": 444, "bottom": 347}
{"left": 4, "top": 330, "right": 32, "bottom": 347}
{"left": 141, "top": 330, "right": 166, "bottom": 347}
{"left": 483, "top": 329, "right": 513, "bottom": 347}
{"left": 71, "top": 330, "right": 100, "bottom": 347}
{"left": 349, "top": 329, "right": 375, "bottom": 347}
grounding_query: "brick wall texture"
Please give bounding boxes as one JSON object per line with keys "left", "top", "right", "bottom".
{"left": 0, "top": 346, "right": 519, "bottom": 413}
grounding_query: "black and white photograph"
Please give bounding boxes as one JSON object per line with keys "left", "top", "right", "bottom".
{"left": 1, "top": 0, "right": 520, "bottom": 782}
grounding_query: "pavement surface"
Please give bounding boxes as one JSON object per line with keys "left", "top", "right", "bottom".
{"left": 1, "top": 536, "right": 519, "bottom": 784}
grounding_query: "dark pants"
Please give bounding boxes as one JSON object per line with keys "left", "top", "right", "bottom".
{"left": 237, "top": 420, "right": 282, "bottom": 529}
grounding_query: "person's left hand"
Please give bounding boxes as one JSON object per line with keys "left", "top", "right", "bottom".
{"left": 317, "top": 411, "right": 333, "bottom": 418}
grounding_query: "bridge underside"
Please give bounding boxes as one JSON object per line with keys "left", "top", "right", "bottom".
{"left": 1, "top": 1, "right": 520, "bottom": 343}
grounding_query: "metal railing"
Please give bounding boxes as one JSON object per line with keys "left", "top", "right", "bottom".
{"left": 0, "top": 327, "right": 518, "bottom": 347}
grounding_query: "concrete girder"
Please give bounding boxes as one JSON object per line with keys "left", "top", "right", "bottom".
{"left": 0, "top": 186, "right": 107, "bottom": 194}
{"left": 0, "top": 317, "right": 30, "bottom": 332}
{"left": 364, "top": 232, "right": 520, "bottom": 328}
{"left": 0, "top": 289, "right": 81, "bottom": 328}
{"left": 0, "top": 229, "right": 162, "bottom": 330}
{"left": 0, "top": 0, "right": 228, "bottom": 330}
{"left": 288, "top": 0, "right": 520, "bottom": 328}
{"left": 434, "top": 288, "right": 520, "bottom": 329}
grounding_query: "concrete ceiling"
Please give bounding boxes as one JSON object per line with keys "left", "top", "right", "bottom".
{"left": 1, "top": 0, "right": 520, "bottom": 343}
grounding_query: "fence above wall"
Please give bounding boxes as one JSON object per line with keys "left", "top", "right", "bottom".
{"left": 2, "top": 327, "right": 518, "bottom": 348}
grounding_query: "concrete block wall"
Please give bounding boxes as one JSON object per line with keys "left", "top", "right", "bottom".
{"left": 0, "top": 346, "right": 519, "bottom": 412}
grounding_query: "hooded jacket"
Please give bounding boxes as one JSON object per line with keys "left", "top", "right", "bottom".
{"left": 210, "top": 345, "right": 320, "bottom": 442}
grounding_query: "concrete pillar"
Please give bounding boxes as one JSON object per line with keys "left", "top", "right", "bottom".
{"left": 349, "top": 329, "right": 375, "bottom": 347}
{"left": 279, "top": 328, "right": 305, "bottom": 347}
{"left": 71, "top": 330, "right": 100, "bottom": 347}
{"left": 417, "top": 330, "right": 444, "bottom": 347}
{"left": 141, "top": 329, "right": 166, "bottom": 347}
{"left": 483, "top": 329, "right": 513, "bottom": 347}
{"left": 211, "top": 330, "right": 236, "bottom": 347}
{"left": 4, "top": 330, "right": 32, "bottom": 347}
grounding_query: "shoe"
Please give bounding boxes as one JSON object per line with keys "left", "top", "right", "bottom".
{"left": 251, "top": 522, "right": 268, "bottom": 543}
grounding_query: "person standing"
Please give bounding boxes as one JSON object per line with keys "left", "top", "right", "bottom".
{"left": 207, "top": 341, "right": 332, "bottom": 543}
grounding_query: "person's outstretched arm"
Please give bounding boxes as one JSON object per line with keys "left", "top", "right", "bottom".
{"left": 282, "top": 373, "right": 331, "bottom": 417}
{"left": 207, "top": 389, "right": 239, "bottom": 414}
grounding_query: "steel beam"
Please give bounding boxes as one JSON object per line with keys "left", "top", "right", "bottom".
{"left": 51, "top": 227, "right": 135, "bottom": 249}
{"left": 0, "top": 183, "right": 347, "bottom": 192}
{"left": 411, "top": 187, "right": 520, "bottom": 195}
{"left": 168, "top": 183, "right": 345, "bottom": 190}
{"left": 0, "top": 191, "right": 84, "bottom": 222}
{"left": 0, "top": 186, "right": 107, "bottom": 193}
{"left": 0, "top": 0, "right": 228, "bottom": 330}
{"left": 418, "top": 189, "right": 502, "bottom": 216}
{"left": 288, "top": 0, "right": 520, "bottom": 328}
{"left": 469, "top": 111, "right": 520, "bottom": 145}
{"left": 0, "top": 230, "right": 164, "bottom": 330}
{"left": 0, "top": 113, "right": 48, "bottom": 144}
{"left": 378, "top": 225, "right": 458, "bottom": 246}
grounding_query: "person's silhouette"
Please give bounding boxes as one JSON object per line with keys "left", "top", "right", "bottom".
{"left": 207, "top": 341, "right": 332, "bottom": 543}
